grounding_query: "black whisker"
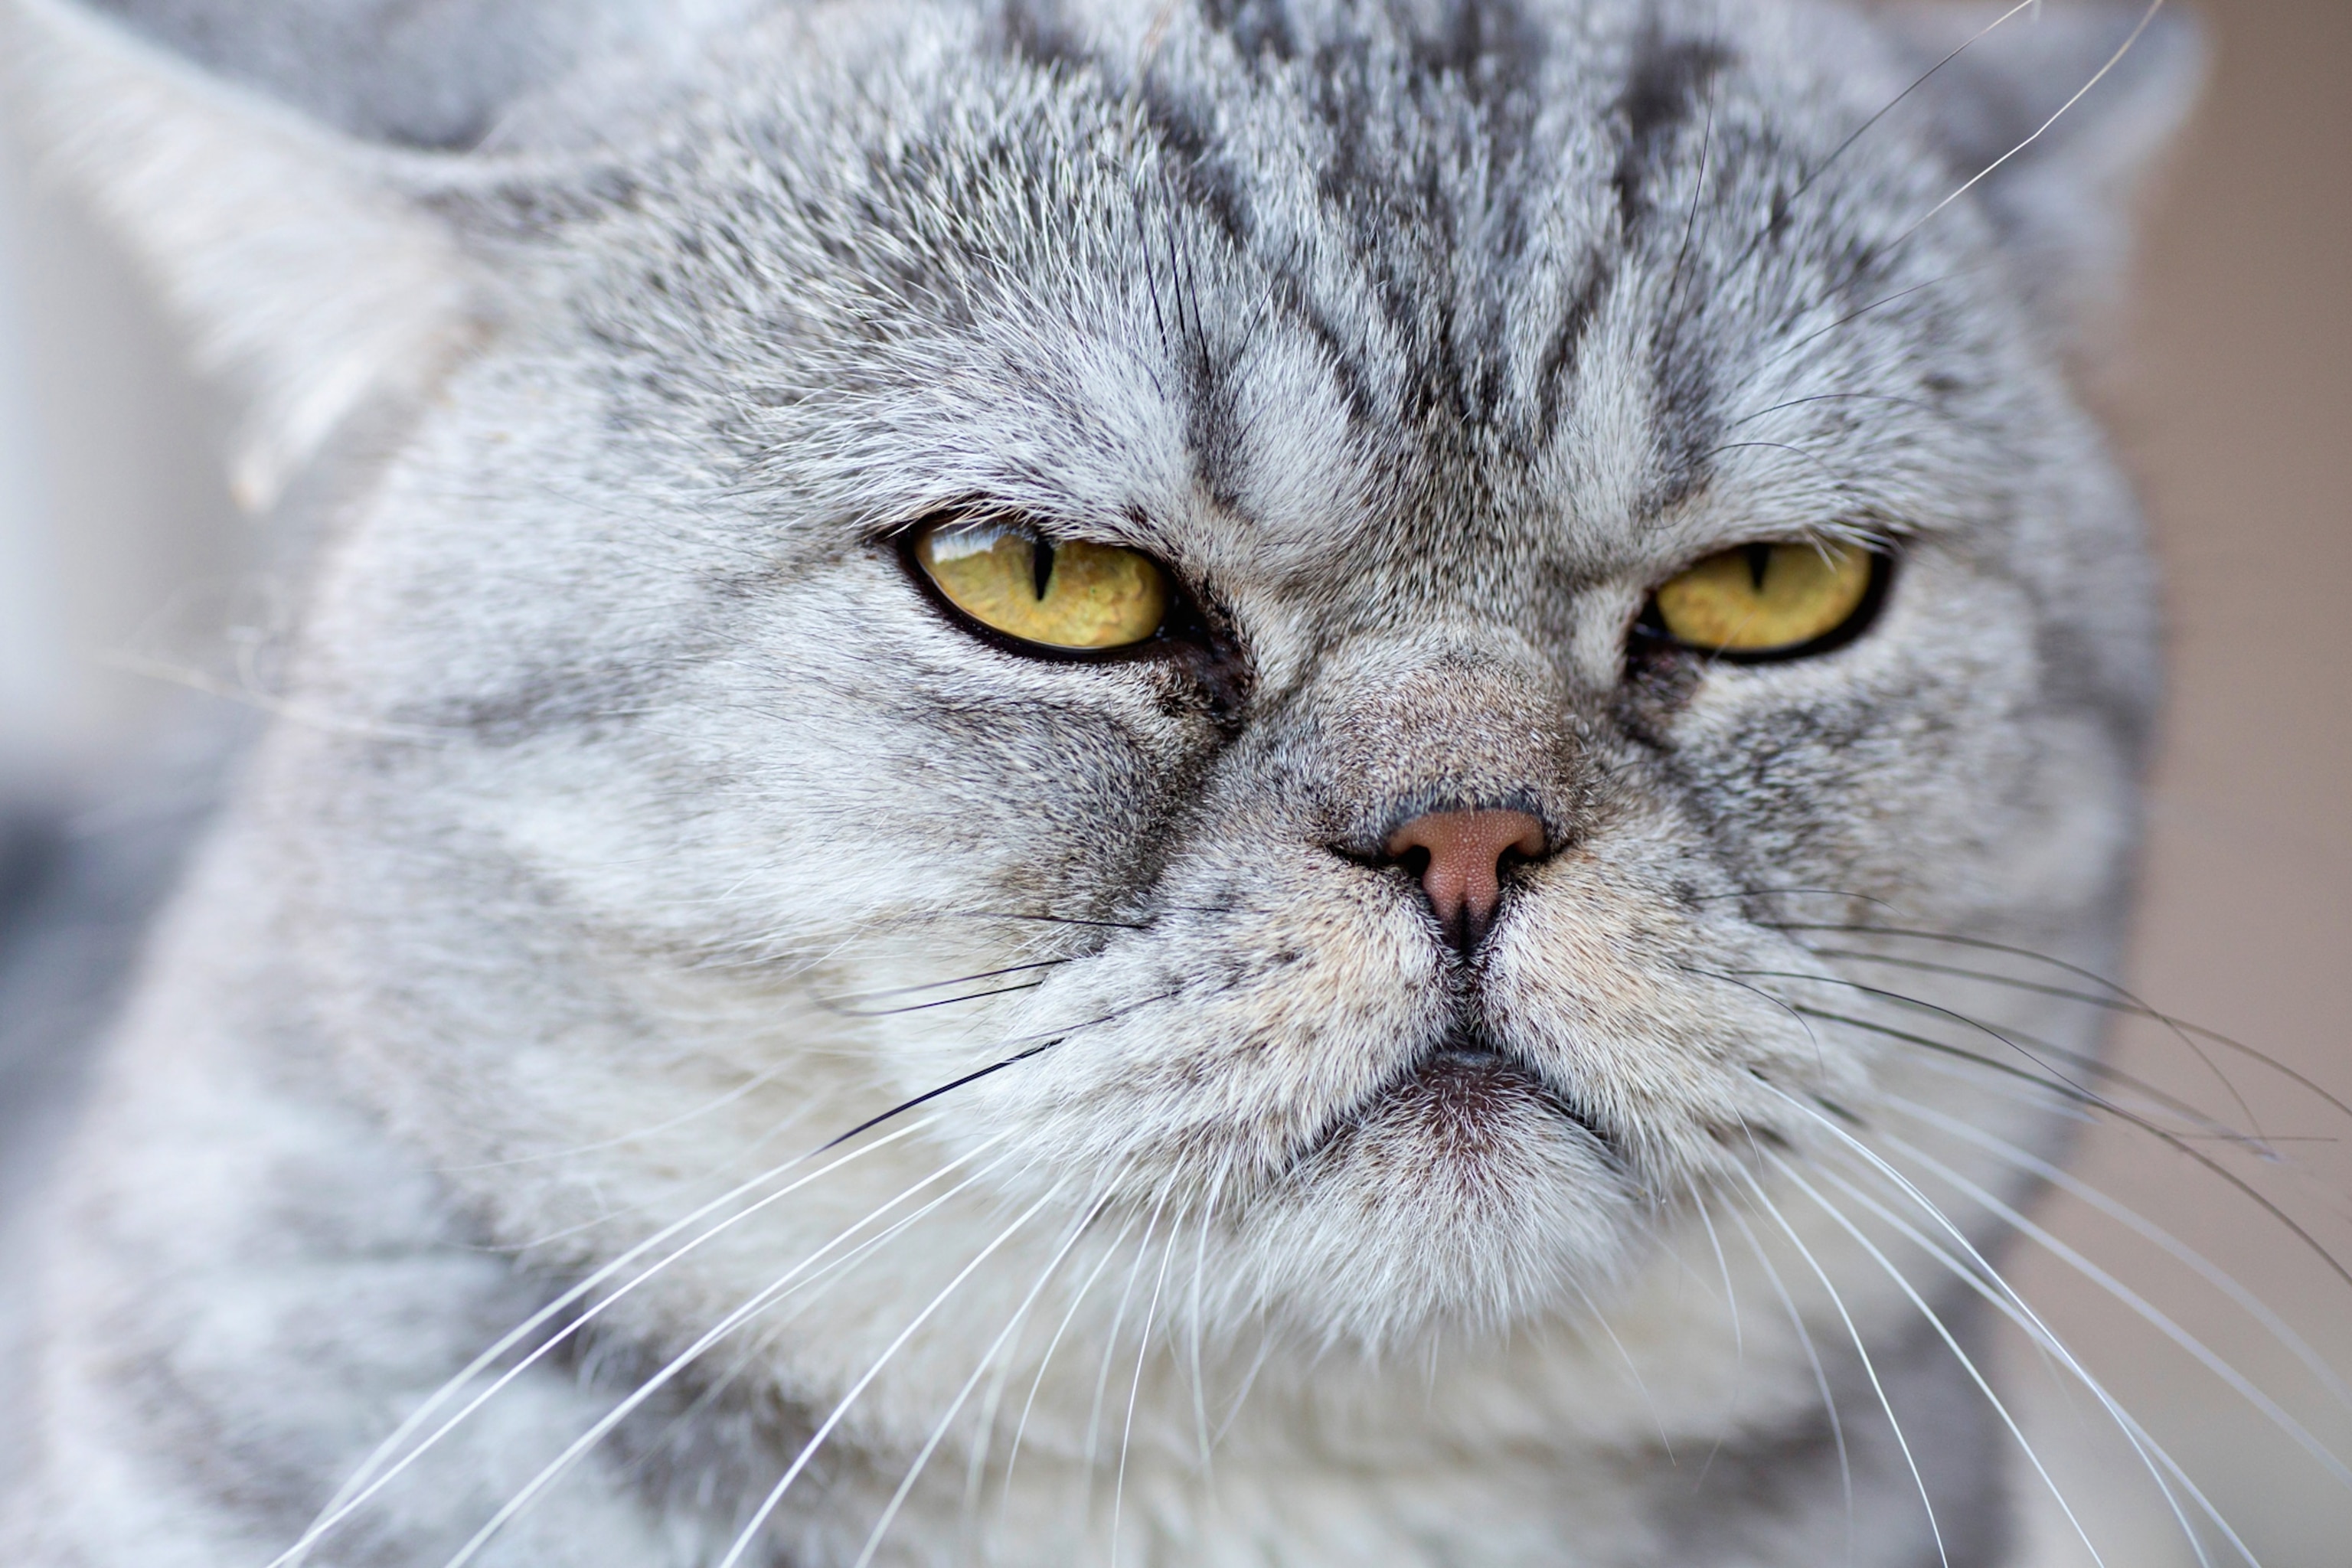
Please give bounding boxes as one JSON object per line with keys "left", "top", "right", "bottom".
{"left": 1672, "top": 961, "right": 1833, "bottom": 1089}
{"left": 812, "top": 1044, "right": 1061, "bottom": 1155}
{"left": 1682, "top": 884, "right": 1904, "bottom": 918}
{"left": 1728, "top": 967, "right": 2115, "bottom": 1110}
{"left": 1788, "top": 933, "right": 2347, "bottom": 1129}
{"left": 1725, "top": 390, "right": 1942, "bottom": 430}
{"left": 1792, "top": 1005, "right": 2352, "bottom": 1295}
{"left": 1742, "top": 966, "right": 2272, "bottom": 1149}
{"left": 1697, "top": 439, "right": 1858, "bottom": 493}
{"left": 820, "top": 959, "right": 1070, "bottom": 1008}
{"left": 935, "top": 910, "right": 1155, "bottom": 933}
{"left": 813, "top": 988, "right": 1185, "bottom": 1157}
{"left": 822, "top": 980, "right": 1049, "bottom": 1018}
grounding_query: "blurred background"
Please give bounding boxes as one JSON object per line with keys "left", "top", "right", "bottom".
{"left": 0, "top": 1, "right": 2344, "bottom": 1562}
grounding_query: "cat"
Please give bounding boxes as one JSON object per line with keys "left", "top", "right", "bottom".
{"left": 0, "top": 0, "right": 2225, "bottom": 1563}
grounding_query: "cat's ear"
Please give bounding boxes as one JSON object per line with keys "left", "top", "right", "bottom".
{"left": 6, "top": 0, "right": 547, "bottom": 510}
{"left": 1878, "top": 2, "right": 2205, "bottom": 338}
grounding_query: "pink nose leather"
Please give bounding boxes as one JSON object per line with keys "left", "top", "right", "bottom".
{"left": 1383, "top": 808, "right": 1547, "bottom": 948}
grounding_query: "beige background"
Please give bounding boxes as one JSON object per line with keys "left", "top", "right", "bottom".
{"left": 0, "top": 2, "right": 2344, "bottom": 1563}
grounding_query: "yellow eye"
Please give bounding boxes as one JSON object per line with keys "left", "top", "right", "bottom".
{"left": 1649, "top": 541, "right": 1878, "bottom": 657}
{"left": 913, "top": 519, "right": 1170, "bottom": 652}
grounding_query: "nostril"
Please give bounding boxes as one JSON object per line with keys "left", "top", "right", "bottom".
{"left": 1380, "top": 808, "right": 1549, "bottom": 953}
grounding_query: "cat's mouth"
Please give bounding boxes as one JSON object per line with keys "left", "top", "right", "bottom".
{"left": 1289, "top": 1027, "right": 1611, "bottom": 1174}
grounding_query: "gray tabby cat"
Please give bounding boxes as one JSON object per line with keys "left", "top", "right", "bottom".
{"left": 0, "top": 0, "right": 2216, "bottom": 1563}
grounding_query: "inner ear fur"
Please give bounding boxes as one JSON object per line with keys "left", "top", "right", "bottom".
{"left": 1874, "top": 1, "right": 2205, "bottom": 339}
{"left": 8, "top": 0, "right": 492, "bottom": 511}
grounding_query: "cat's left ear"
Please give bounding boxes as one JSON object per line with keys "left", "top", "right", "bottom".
{"left": 1879, "top": 2, "right": 2205, "bottom": 339}
{"left": 5, "top": 0, "right": 601, "bottom": 511}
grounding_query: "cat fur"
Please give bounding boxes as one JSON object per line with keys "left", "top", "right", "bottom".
{"left": 0, "top": 1, "right": 2200, "bottom": 1563}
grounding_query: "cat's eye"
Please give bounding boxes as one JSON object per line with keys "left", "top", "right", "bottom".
{"left": 1643, "top": 540, "right": 1883, "bottom": 660}
{"left": 912, "top": 518, "right": 1171, "bottom": 652}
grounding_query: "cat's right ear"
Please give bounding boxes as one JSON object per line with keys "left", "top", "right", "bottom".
{"left": 1877, "top": 1, "right": 2204, "bottom": 345}
{"left": 8, "top": 0, "right": 509, "bottom": 511}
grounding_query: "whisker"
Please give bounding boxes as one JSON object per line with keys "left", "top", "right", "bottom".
{"left": 625, "top": 1153, "right": 1051, "bottom": 1475}
{"left": 1884, "top": 1093, "right": 2352, "bottom": 1409}
{"left": 1674, "top": 960, "right": 1834, "bottom": 1088}
{"left": 936, "top": 910, "right": 1155, "bottom": 933}
{"left": 998, "top": 1200, "right": 1147, "bottom": 1540}
{"left": 821, "top": 978, "right": 1050, "bottom": 1018}
{"left": 279, "top": 1117, "right": 944, "bottom": 1566}
{"left": 1685, "top": 885, "right": 1902, "bottom": 913}
{"left": 1725, "top": 390, "right": 1943, "bottom": 430}
{"left": 1732, "top": 1165, "right": 1949, "bottom": 1566}
{"left": 1761, "top": 1088, "right": 2263, "bottom": 1564}
{"left": 1788, "top": 934, "right": 2347, "bottom": 1130}
{"left": 1717, "top": 0, "right": 2041, "bottom": 286}
{"left": 814, "top": 988, "right": 1186, "bottom": 1158}
{"left": 297, "top": 980, "right": 1155, "bottom": 1558}
{"left": 1731, "top": 967, "right": 2113, "bottom": 1107}
{"left": 848, "top": 1176, "right": 1101, "bottom": 1568}
{"left": 1112, "top": 1207, "right": 1185, "bottom": 1567}
{"left": 818, "top": 958, "right": 1070, "bottom": 1008}
{"left": 1719, "top": 1190, "right": 1855, "bottom": 1552}
{"left": 1740, "top": 267, "right": 1985, "bottom": 384}
{"left": 1744, "top": 965, "right": 2258, "bottom": 1146}
{"left": 1789, "top": 1004, "right": 2352, "bottom": 1292}
{"left": 436, "top": 1057, "right": 814, "bottom": 1173}
{"left": 1805, "top": 1148, "right": 2226, "bottom": 1563}
{"left": 1686, "top": 1191, "right": 1746, "bottom": 1489}
{"left": 1209, "top": 1317, "right": 1277, "bottom": 1452}
{"left": 439, "top": 1144, "right": 1021, "bottom": 1568}
{"left": 1571, "top": 1274, "right": 1675, "bottom": 1463}
{"left": 1184, "top": 1159, "right": 1232, "bottom": 1483}
{"left": 1696, "top": 439, "right": 1860, "bottom": 494}
{"left": 1086, "top": 1188, "right": 1173, "bottom": 1498}
{"left": 1762, "top": 1148, "right": 2107, "bottom": 1566}
{"left": 1790, "top": 988, "right": 2256, "bottom": 1148}
{"left": 1872, "top": 1124, "right": 2352, "bottom": 1488}
{"left": 1894, "top": 0, "right": 2172, "bottom": 246}
{"left": 1657, "top": 72, "right": 1719, "bottom": 393}
{"left": 959, "top": 1168, "right": 1135, "bottom": 1549}
{"left": 713, "top": 1178, "right": 1067, "bottom": 1568}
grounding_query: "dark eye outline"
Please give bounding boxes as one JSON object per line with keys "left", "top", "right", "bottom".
{"left": 892, "top": 511, "right": 1223, "bottom": 669}
{"left": 1629, "top": 542, "right": 1895, "bottom": 665}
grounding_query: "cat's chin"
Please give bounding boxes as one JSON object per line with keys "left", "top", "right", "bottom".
{"left": 1213, "top": 1040, "right": 1639, "bottom": 1350}
{"left": 1305, "top": 1039, "right": 1609, "bottom": 1169}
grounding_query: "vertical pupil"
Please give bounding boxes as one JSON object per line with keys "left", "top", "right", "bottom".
{"left": 1031, "top": 537, "right": 1055, "bottom": 601}
{"left": 1743, "top": 542, "right": 1773, "bottom": 592}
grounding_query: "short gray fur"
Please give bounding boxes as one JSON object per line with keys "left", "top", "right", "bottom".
{"left": 0, "top": 2, "right": 2203, "bottom": 1564}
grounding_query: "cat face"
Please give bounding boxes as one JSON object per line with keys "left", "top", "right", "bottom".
{"left": 170, "top": 0, "right": 2160, "bottom": 1360}
{"left": 18, "top": 0, "right": 2194, "bottom": 1401}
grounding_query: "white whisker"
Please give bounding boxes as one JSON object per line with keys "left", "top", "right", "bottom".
{"left": 1763, "top": 1149, "right": 2105, "bottom": 1566}
{"left": 848, "top": 1176, "right": 1097, "bottom": 1568}
{"left": 1754, "top": 1084, "right": 2249, "bottom": 1566}
{"left": 442, "top": 1140, "right": 1018, "bottom": 1568}
{"left": 1733, "top": 1166, "right": 1952, "bottom": 1568}
{"left": 1873, "top": 1125, "right": 2352, "bottom": 1489}
{"left": 1896, "top": 0, "right": 2171, "bottom": 243}
{"left": 1084, "top": 1187, "right": 1172, "bottom": 1501}
{"left": 1885, "top": 1093, "right": 2352, "bottom": 1409}
{"left": 1112, "top": 1207, "right": 1184, "bottom": 1568}
{"left": 714, "top": 1178, "right": 1067, "bottom": 1568}
{"left": 999, "top": 1202, "right": 1148, "bottom": 1537}
{"left": 279, "top": 1116, "right": 945, "bottom": 1567}
{"left": 1719, "top": 1193, "right": 1856, "bottom": 1557}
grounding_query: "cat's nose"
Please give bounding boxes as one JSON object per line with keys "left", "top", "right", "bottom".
{"left": 1381, "top": 808, "right": 1549, "bottom": 954}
